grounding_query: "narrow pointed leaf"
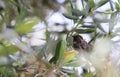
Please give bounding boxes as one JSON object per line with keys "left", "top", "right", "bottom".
{"left": 66, "top": 36, "right": 73, "bottom": 46}
{"left": 50, "top": 39, "right": 66, "bottom": 63}
{"left": 89, "top": 0, "right": 95, "bottom": 8}
{"left": 16, "top": 7, "right": 27, "bottom": 24}
{"left": 4, "top": 0, "right": 18, "bottom": 7}
{"left": 63, "top": 51, "right": 78, "bottom": 63}
{"left": 72, "top": 9, "right": 85, "bottom": 16}
{"left": 81, "top": 25, "right": 95, "bottom": 28}
{"left": 64, "top": 60, "right": 81, "bottom": 67}
{"left": 82, "top": 72, "right": 94, "bottom": 77}
{"left": 15, "top": 18, "right": 40, "bottom": 34}
{"left": 81, "top": 0, "right": 84, "bottom": 8}
{"left": 115, "top": 2, "right": 120, "bottom": 11}
{"left": 96, "top": 0, "right": 109, "bottom": 9}
{"left": 0, "top": 45, "right": 7, "bottom": 57}
{"left": 63, "top": 13, "right": 79, "bottom": 20}
{"left": 75, "top": 29, "right": 95, "bottom": 33}
{"left": 59, "top": 39, "right": 66, "bottom": 62}
{"left": 109, "top": 0, "right": 114, "bottom": 11}
{"left": 8, "top": 45, "right": 19, "bottom": 54}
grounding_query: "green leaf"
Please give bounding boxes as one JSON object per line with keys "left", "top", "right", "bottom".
{"left": 82, "top": 72, "right": 94, "bottom": 77}
{"left": 46, "top": 30, "right": 50, "bottom": 41}
{"left": 81, "top": 0, "right": 84, "bottom": 8}
{"left": 69, "top": 73, "right": 78, "bottom": 77}
{"left": 96, "top": 0, "right": 109, "bottom": 9}
{"left": 61, "top": 68, "right": 74, "bottom": 74}
{"left": 3, "top": 9, "right": 10, "bottom": 25}
{"left": 89, "top": 0, "right": 95, "bottom": 8}
{"left": 103, "top": 11, "right": 115, "bottom": 14}
{"left": 66, "top": 36, "right": 73, "bottom": 46}
{"left": 63, "top": 51, "right": 78, "bottom": 63}
{"left": 58, "top": 39, "right": 66, "bottom": 62}
{"left": 63, "top": 13, "right": 79, "bottom": 20}
{"left": 8, "top": 45, "right": 18, "bottom": 54}
{"left": 75, "top": 29, "right": 95, "bottom": 33}
{"left": 72, "top": 9, "right": 85, "bottom": 16}
{"left": 50, "top": 38, "right": 67, "bottom": 63}
{"left": 15, "top": 18, "right": 40, "bottom": 34}
{"left": 94, "top": 17, "right": 109, "bottom": 22}
{"left": 4, "top": 0, "right": 18, "bottom": 7}
{"left": 88, "top": 33, "right": 99, "bottom": 44}
{"left": 0, "top": 44, "right": 18, "bottom": 57}
{"left": 16, "top": 7, "right": 27, "bottom": 24}
{"left": 0, "top": 67, "right": 15, "bottom": 77}
{"left": 0, "top": 45, "right": 7, "bottom": 57}
{"left": 81, "top": 25, "right": 95, "bottom": 28}
{"left": 64, "top": 60, "right": 81, "bottom": 67}
{"left": 115, "top": 2, "right": 120, "bottom": 11}
{"left": 109, "top": 0, "right": 114, "bottom": 11}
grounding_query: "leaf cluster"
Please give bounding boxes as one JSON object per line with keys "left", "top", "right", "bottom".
{"left": 0, "top": 0, "right": 120, "bottom": 77}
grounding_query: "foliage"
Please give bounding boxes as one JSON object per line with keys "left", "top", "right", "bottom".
{"left": 0, "top": 0, "right": 120, "bottom": 77}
